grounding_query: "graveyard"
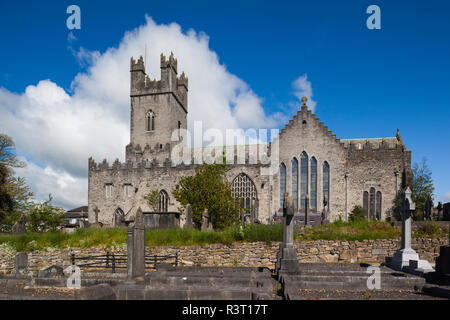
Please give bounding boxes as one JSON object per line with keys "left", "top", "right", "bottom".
{"left": 0, "top": 190, "right": 449, "bottom": 300}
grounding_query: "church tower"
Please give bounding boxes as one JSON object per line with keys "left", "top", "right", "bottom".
{"left": 126, "top": 53, "right": 188, "bottom": 162}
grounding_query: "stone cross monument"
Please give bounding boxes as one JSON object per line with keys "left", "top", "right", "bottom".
{"left": 386, "top": 187, "right": 433, "bottom": 271}
{"left": 304, "top": 194, "right": 309, "bottom": 226}
{"left": 184, "top": 204, "right": 193, "bottom": 229}
{"left": 127, "top": 208, "right": 146, "bottom": 280}
{"left": 276, "top": 193, "right": 301, "bottom": 276}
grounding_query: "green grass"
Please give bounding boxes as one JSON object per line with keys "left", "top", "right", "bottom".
{"left": 0, "top": 220, "right": 445, "bottom": 252}
{"left": 413, "top": 221, "right": 449, "bottom": 238}
{"left": 296, "top": 220, "right": 402, "bottom": 241}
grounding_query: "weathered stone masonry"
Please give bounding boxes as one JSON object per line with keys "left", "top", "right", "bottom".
{"left": 0, "top": 238, "right": 446, "bottom": 273}
{"left": 88, "top": 53, "right": 412, "bottom": 226}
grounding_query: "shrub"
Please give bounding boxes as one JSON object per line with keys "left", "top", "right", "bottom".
{"left": 349, "top": 205, "right": 367, "bottom": 222}
{"left": 27, "top": 195, "right": 65, "bottom": 233}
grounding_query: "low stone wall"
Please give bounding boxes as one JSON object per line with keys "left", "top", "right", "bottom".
{"left": 0, "top": 238, "right": 447, "bottom": 273}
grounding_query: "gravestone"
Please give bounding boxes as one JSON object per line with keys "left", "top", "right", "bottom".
{"left": 386, "top": 187, "right": 433, "bottom": 271}
{"left": 15, "top": 252, "right": 28, "bottom": 275}
{"left": 436, "top": 202, "right": 443, "bottom": 221}
{"left": 38, "top": 265, "right": 64, "bottom": 278}
{"left": 276, "top": 193, "right": 301, "bottom": 275}
{"left": 184, "top": 204, "right": 193, "bottom": 229}
{"left": 424, "top": 196, "right": 432, "bottom": 221}
{"left": 201, "top": 209, "right": 212, "bottom": 231}
{"left": 127, "top": 208, "right": 146, "bottom": 280}
{"left": 12, "top": 214, "right": 27, "bottom": 234}
{"left": 304, "top": 194, "right": 309, "bottom": 226}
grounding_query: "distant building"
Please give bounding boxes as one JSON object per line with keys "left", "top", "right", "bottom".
{"left": 64, "top": 206, "right": 89, "bottom": 229}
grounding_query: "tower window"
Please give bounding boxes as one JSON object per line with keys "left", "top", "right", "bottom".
{"left": 123, "top": 184, "right": 133, "bottom": 197}
{"left": 146, "top": 110, "right": 155, "bottom": 131}
{"left": 105, "top": 184, "right": 113, "bottom": 198}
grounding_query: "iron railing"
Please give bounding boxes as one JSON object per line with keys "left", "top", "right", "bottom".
{"left": 70, "top": 251, "right": 178, "bottom": 273}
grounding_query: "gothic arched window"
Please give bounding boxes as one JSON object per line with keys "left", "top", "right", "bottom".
{"left": 146, "top": 110, "right": 155, "bottom": 131}
{"left": 363, "top": 191, "right": 369, "bottom": 216}
{"left": 369, "top": 187, "right": 376, "bottom": 219}
{"left": 280, "top": 163, "right": 286, "bottom": 208}
{"left": 323, "top": 161, "right": 330, "bottom": 208}
{"left": 300, "top": 152, "right": 308, "bottom": 209}
{"left": 292, "top": 158, "right": 298, "bottom": 209}
{"left": 159, "top": 190, "right": 169, "bottom": 212}
{"left": 376, "top": 191, "right": 382, "bottom": 220}
{"left": 232, "top": 173, "right": 258, "bottom": 211}
{"left": 310, "top": 157, "right": 317, "bottom": 209}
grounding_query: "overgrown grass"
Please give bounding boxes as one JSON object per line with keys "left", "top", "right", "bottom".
{"left": 0, "top": 220, "right": 445, "bottom": 252}
{"left": 296, "top": 220, "right": 402, "bottom": 241}
{"left": 413, "top": 221, "right": 449, "bottom": 238}
{"left": 0, "top": 225, "right": 284, "bottom": 252}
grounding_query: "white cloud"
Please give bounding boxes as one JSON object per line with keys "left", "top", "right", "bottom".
{"left": 443, "top": 191, "right": 450, "bottom": 202}
{"left": 14, "top": 160, "right": 87, "bottom": 210}
{"left": 292, "top": 74, "right": 317, "bottom": 112}
{"left": 0, "top": 16, "right": 286, "bottom": 209}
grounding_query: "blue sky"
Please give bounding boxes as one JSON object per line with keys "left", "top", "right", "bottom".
{"left": 0, "top": 0, "right": 449, "bottom": 208}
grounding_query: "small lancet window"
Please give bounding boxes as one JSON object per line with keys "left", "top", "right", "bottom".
{"left": 146, "top": 110, "right": 155, "bottom": 131}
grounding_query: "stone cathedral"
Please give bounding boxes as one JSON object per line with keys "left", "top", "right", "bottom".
{"left": 88, "top": 53, "right": 412, "bottom": 227}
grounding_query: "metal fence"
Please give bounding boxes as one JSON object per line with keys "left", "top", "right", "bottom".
{"left": 71, "top": 251, "right": 178, "bottom": 273}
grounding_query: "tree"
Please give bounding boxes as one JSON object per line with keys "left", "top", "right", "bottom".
{"left": 143, "top": 189, "right": 160, "bottom": 212}
{"left": 27, "top": 195, "right": 65, "bottom": 233}
{"left": 411, "top": 158, "right": 435, "bottom": 220}
{"left": 172, "top": 162, "right": 240, "bottom": 230}
{"left": 0, "top": 134, "right": 33, "bottom": 232}
{"left": 0, "top": 134, "right": 25, "bottom": 172}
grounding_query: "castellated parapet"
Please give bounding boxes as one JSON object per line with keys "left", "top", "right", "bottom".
{"left": 130, "top": 53, "right": 188, "bottom": 111}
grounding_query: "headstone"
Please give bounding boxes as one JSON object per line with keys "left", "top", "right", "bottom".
{"left": 424, "top": 196, "right": 432, "bottom": 221}
{"left": 321, "top": 195, "right": 327, "bottom": 224}
{"left": 38, "top": 265, "right": 64, "bottom": 278}
{"left": 201, "top": 209, "right": 213, "bottom": 231}
{"left": 276, "top": 193, "right": 301, "bottom": 275}
{"left": 184, "top": 204, "right": 193, "bottom": 229}
{"left": 15, "top": 252, "right": 28, "bottom": 275}
{"left": 94, "top": 206, "right": 100, "bottom": 224}
{"left": 386, "top": 187, "right": 433, "bottom": 271}
{"left": 433, "top": 245, "right": 450, "bottom": 284}
{"left": 12, "top": 214, "right": 27, "bottom": 234}
{"left": 437, "top": 202, "right": 443, "bottom": 221}
{"left": 127, "top": 208, "right": 146, "bottom": 280}
{"left": 304, "top": 194, "right": 309, "bottom": 226}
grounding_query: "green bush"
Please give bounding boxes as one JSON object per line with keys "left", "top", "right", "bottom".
{"left": 349, "top": 205, "right": 367, "bottom": 222}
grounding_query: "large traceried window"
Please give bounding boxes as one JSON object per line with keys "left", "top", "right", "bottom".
{"left": 280, "top": 163, "right": 286, "bottom": 208}
{"left": 232, "top": 173, "right": 258, "bottom": 211}
{"left": 323, "top": 161, "right": 330, "bottom": 208}
{"left": 159, "top": 190, "right": 169, "bottom": 212}
{"left": 310, "top": 157, "right": 317, "bottom": 209}
{"left": 363, "top": 189, "right": 382, "bottom": 220}
{"left": 292, "top": 158, "right": 298, "bottom": 209}
{"left": 146, "top": 110, "right": 155, "bottom": 131}
{"left": 300, "top": 152, "right": 308, "bottom": 209}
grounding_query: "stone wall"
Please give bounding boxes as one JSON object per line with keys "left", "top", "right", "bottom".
{"left": 0, "top": 238, "right": 447, "bottom": 274}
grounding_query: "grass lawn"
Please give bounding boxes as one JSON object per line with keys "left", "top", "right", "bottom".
{"left": 0, "top": 220, "right": 446, "bottom": 252}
